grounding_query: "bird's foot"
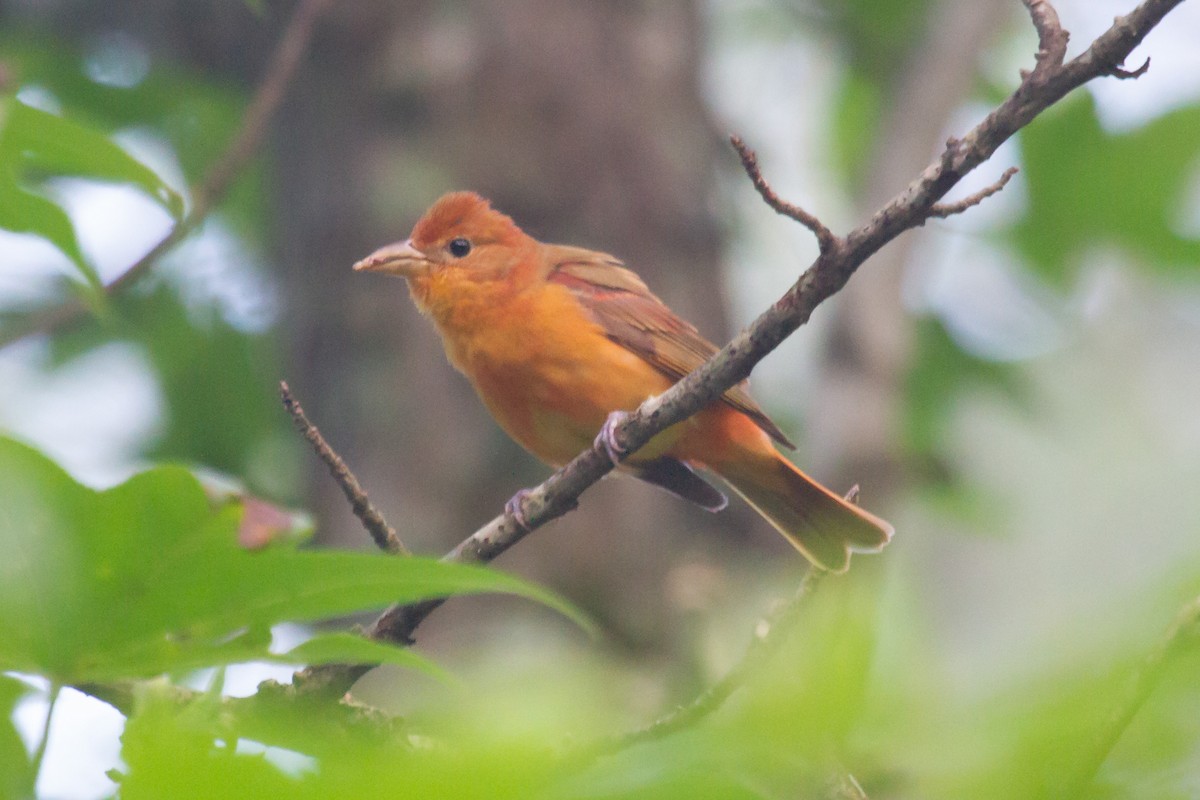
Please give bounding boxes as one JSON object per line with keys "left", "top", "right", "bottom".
{"left": 504, "top": 488, "right": 534, "bottom": 531}
{"left": 594, "top": 410, "right": 632, "bottom": 466}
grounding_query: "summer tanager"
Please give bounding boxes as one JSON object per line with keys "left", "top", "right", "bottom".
{"left": 354, "top": 191, "right": 892, "bottom": 572}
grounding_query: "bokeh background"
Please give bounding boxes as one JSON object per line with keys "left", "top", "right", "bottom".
{"left": 2, "top": 0, "right": 1200, "bottom": 797}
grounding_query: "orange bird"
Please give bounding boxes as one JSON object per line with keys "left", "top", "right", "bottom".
{"left": 354, "top": 192, "right": 892, "bottom": 572}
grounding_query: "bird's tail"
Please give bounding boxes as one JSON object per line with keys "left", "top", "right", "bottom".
{"left": 716, "top": 450, "right": 893, "bottom": 573}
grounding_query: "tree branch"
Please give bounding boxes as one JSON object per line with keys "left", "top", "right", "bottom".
{"left": 0, "top": 0, "right": 334, "bottom": 350}
{"left": 928, "top": 166, "right": 1019, "bottom": 218}
{"left": 294, "top": 0, "right": 1183, "bottom": 698}
{"left": 1023, "top": 0, "right": 1069, "bottom": 75}
{"left": 1109, "top": 56, "right": 1151, "bottom": 80}
{"left": 280, "top": 381, "right": 407, "bottom": 555}
{"left": 730, "top": 134, "right": 837, "bottom": 253}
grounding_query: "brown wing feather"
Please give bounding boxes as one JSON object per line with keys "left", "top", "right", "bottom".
{"left": 544, "top": 245, "right": 795, "bottom": 449}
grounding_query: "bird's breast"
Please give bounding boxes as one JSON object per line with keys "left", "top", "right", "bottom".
{"left": 418, "top": 278, "right": 674, "bottom": 464}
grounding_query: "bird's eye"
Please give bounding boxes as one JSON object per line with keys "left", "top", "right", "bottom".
{"left": 447, "top": 237, "right": 472, "bottom": 258}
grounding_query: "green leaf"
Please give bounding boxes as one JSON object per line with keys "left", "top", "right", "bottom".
{"left": 0, "top": 148, "right": 99, "bottom": 293}
{"left": 0, "top": 99, "right": 184, "bottom": 219}
{"left": 1010, "top": 92, "right": 1200, "bottom": 283}
{"left": 117, "top": 684, "right": 571, "bottom": 800}
{"left": 0, "top": 675, "right": 34, "bottom": 800}
{"left": 0, "top": 33, "right": 259, "bottom": 241}
{"left": 0, "top": 172, "right": 87, "bottom": 269}
{"left": 903, "top": 317, "right": 1023, "bottom": 458}
{"left": 118, "top": 686, "right": 299, "bottom": 800}
{"left": 271, "top": 633, "right": 449, "bottom": 682}
{"left": 829, "top": 69, "right": 883, "bottom": 189}
{"left": 0, "top": 96, "right": 183, "bottom": 294}
{"left": 901, "top": 317, "right": 1026, "bottom": 518}
{"left": 0, "top": 437, "right": 587, "bottom": 683}
{"left": 49, "top": 285, "right": 299, "bottom": 501}
{"left": 814, "top": 0, "right": 934, "bottom": 84}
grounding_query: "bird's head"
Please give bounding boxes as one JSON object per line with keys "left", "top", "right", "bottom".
{"left": 353, "top": 192, "right": 533, "bottom": 286}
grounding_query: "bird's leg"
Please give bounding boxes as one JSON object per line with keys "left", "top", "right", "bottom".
{"left": 504, "top": 488, "right": 533, "bottom": 531}
{"left": 594, "top": 410, "right": 632, "bottom": 466}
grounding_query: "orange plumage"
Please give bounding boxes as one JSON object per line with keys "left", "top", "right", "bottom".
{"left": 354, "top": 191, "right": 892, "bottom": 572}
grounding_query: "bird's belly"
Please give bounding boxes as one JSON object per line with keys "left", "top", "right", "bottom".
{"left": 464, "top": 333, "right": 677, "bottom": 466}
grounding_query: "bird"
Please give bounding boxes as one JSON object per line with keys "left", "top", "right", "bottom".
{"left": 353, "top": 191, "right": 892, "bottom": 572}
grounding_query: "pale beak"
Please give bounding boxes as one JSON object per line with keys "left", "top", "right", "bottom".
{"left": 352, "top": 239, "right": 431, "bottom": 278}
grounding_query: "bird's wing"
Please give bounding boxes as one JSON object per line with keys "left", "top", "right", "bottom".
{"left": 544, "top": 245, "right": 795, "bottom": 449}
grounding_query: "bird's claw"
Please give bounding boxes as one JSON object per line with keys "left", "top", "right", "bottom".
{"left": 504, "top": 488, "right": 533, "bottom": 531}
{"left": 594, "top": 410, "right": 632, "bottom": 466}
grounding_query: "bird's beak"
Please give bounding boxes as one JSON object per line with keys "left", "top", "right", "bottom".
{"left": 352, "top": 239, "right": 431, "bottom": 278}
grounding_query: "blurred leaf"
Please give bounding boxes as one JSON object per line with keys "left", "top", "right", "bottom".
{"left": 51, "top": 284, "right": 295, "bottom": 499}
{"left": 0, "top": 96, "right": 184, "bottom": 294}
{"left": 816, "top": 0, "right": 941, "bottom": 189}
{"left": 911, "top": 659, "right": 1135, "bottom": 799}
{"left": 274, "top": 634, "right": 447, "bottom": 681}
{"left": 0, "top": 675, "right": 34, "bottom": 800}
{"left": 118, "top": 686, "right": 297, "bottom": 800}
{"left": 1, "top": 35, "right": 279, "bottom": 492}
{"left": 1010, "top": 92, "right": 1200, "bottom": 283}
{"left": 814, "top": 0, "right": 934, "bottom": 83}
{"left": 0, "top": 436, "right": 587, "bottom": 684}
{"left": 118, "top": 685, "right": 775, "bottom": 800}
{"left": 0, "top": 160, "right": 82, "bottom": 258}
{"left": 0, "top": 31, "right": 259, "bottom": 242}
{"left": 0, "top": 99, "right": 184, "bottom": 218}
{"left": 571, "top": 575, "right": 890, "bottom": 798}
{"left": 1096, "top": 645, "right": 1200, "bottom": 799}
{"left": 118, "top": 684, "right": 563, "bottom": 800}
{"left": 830, "top": 69, "right": 884, "bottom": 188}
{"left": 559, "top": 739, "right": 778, "bottom": 800}
{"left": 903, "top": 316, "right": 1023, "bottom": 456}
{"left": 110, "top": 571, "right": 1200, "bottom": 800}
{"left": 109, "top": 576, "right": 890, "bottom": 800}
{"left": 733, "top": 573, "right": 883, "bottom": 755}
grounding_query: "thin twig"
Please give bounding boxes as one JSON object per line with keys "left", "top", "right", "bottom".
{"left": 0, "top": 0, "right": 334, "bottom": 350}
{"left": 730, "top": 135, "right": 838, "bottom": 254}
{"left": 1022, "top": 0, "right": 1070, "bottom": 75}
{"left": 928, "top": 166, "right": 1019, "bottom": 218}
{"left": 1109, "top": 56, "right": 1151, "bottom": 79}
{"left": 280, "top": 382, "right": 407, "bottom": 555}
{"left": 1066, "top": 594, "right": 1200, "bottom": 797}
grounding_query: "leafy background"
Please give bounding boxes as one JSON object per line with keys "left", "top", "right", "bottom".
{"left": 1, "top": 0, "right": 1199, "bottom": 798}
